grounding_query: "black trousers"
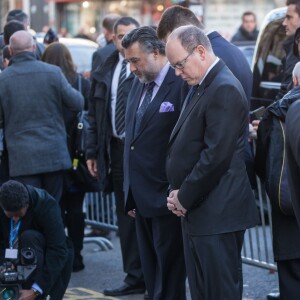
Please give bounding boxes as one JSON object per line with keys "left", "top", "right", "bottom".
{"left": 13, "top": 171, "right": 64, "bottom": 202}
{"left": 60, "top": 191, "right": 85, "bottom": 263}
{"left": 19, "top": 230, "right": 73, "bottom": 300}
{"left": 277, "top": 259, "right": 300, "bottom": 300}
{"left": 183, "top": 229, "right": 245, "bottom": 300}
{"left": 110, "top": 138, "right": 144, "bottom": 286}
{"left": 135, "top": 212, "right": 186, "bottom": 300}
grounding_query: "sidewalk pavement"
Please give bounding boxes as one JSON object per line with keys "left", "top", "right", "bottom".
{"left": 64, "top": 232, "right": 278, "bottom": 300}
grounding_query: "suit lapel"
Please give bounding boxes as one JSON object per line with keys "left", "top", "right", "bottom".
{"left": 169, "top": 60, "right": 225, "bottom": 143}
{"left": 127, "top": 80, "right": 144, "bottom": 139}
{"left": 134, "top": 67, "right": 174, "bottom": 139}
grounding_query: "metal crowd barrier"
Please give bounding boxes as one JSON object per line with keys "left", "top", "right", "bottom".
{"left": 82, "top": 159, "right": 277, "bottom": 272}
{"left": 242, "top": 140, "right": 277, "bottom": 271}
{"left": 83, "top": 192, "right": 118, "bottom": 251}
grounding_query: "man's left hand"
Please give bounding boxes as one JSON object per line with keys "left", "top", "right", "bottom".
{"left": 19, "top": 289, "right": 37, "bottom": 300}
{"left": 167, "top": 189, "right": 187, "bottom": 217}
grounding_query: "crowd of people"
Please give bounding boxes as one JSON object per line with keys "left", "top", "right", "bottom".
{"left": 0, "top": 1, "right": 300, "bottom": 300}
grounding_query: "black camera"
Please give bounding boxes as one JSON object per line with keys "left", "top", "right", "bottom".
{"left": 0, "top": 248, "right": 37, "bottom": 300}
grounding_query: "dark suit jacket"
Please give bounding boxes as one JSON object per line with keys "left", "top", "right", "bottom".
{"left": 124, "top": 67, "right": 185, "bottom": 217}
{"left": 286, "top": 100, "right": 300, "bottom": 230}
{"left": 87, "top": 50, "right": 135, "bottom": 190}
{"left": 0, "top": 185, "right": 69, "bottom": 295}
{"left": 208, "top": 31, "right": 253, "bottom": 102}
{"left": 91, "top": 41, "right": 116, "bottom": 76}
{"left": 166, "top": 60, "right": 259, "bottom": 235}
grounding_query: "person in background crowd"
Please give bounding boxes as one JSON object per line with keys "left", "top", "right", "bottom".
{"left": 6, "top": 9, "right": 45, "bottom": 59}
{"left": 86, "top": 16, "right": 145, "bottom": 297}
{"left": 74, "top": 28, "right": 93, "bottom": 40}
{"left": 59, "top": 27, "right": 68, "bottom": 37}
{"left": 231, "top": 11, "right": 259, "bottom": 43}
{"left": 275, "top": 0, "right": 300, "bottom": 100}
{"left": 91, "top": 14, "right": 120, "bottom": 76}
{"left": 286, "top": 64, "right": 300, "bottom": 230}
{"left": 3, "top": 20, "right": 25, "bottom": 46}
{"left": 122, "top": 26, "right": 187, "bottom": 300}
{"left": 165, "top": 25, "right": 258, "bottom": 300}
{"left": 256, "top": 61, "right": 300, "bottom": 300}
{"left": 43, "top": 28, "right": 59, "bottom": 45}
{"left": 0, "top": 180, "right": 73, "bottom": 300}
{"left": 0, "top": 31, "right": 84, "bottom": 201}
{"left": 2, "top": 45, "right": 11, "bottom": 68}
{"left": 41, "top": 42, "right": 90, "bottom": 272}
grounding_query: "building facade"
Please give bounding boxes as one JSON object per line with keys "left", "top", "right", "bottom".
{"left": 1, "top": 0, "right": 286, "bottom": 39}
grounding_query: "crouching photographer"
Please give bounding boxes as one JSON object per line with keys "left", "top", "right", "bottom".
{"left": 0, "top": 180, "right": 73, "bottom": 300}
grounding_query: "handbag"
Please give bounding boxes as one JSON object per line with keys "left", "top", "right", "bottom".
{"left": 67, "top": 76, "right": 100, "bottom": 192}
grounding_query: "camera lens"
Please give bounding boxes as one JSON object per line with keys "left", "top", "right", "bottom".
{"left": 2, "top": 288, "right": 16, "bottom": 299}
{"left": 20, "top": 248, "right": 35, "bottom": 265}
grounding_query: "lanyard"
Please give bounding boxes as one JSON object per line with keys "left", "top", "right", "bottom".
{"left": 10, "top": 219, "right": 21, "bottom": 249}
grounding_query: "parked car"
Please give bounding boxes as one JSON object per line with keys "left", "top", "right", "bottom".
{"left": 36, "top": 36, "right": 99, "bottom": 75}
{"left": 233, "top": 41, "right": 256, "bottom": 67}
{"left": 251, "top": 7, "right": 287, "bottom": 110}
{"left": 59, "top": 38, "right": 99, "bottom": 74}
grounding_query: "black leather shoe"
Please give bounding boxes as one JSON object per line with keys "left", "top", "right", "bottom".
{"left": 103, "top": 283, "right": 145, "bottom": 296}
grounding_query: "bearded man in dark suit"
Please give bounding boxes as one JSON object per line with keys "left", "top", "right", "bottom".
{"left": 166, "top": 25, "right": 259, "bottom": 300}
{"left": 122, "top": 26, "right": 186, "bottom": 300}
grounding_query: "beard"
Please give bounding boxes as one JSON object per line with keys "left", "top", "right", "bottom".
{"left": 136, "top": 69, "right": 157, "bottom": 84}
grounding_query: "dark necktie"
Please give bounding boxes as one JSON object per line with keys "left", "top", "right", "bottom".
{"left": 186, "top": 84, "right": 199, "bottom": 106}
{"left": 115, "top": 60, "right": 128, "bottom": 135}
{"left": 12, "top": 220, "right": 19, "bottom": 249}
{"left": 134, "top": 81, "right": 156, "bottom": 136}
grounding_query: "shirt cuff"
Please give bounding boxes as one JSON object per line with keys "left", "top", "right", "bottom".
{"left": 32, "top": 283, "right": 43, "bottom": 295}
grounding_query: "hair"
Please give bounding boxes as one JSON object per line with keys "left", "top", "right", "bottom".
{"left": 6, "top": 9, "right": 29, "bottom": 24}
{"left": 113, "top": 16, "right": 140, "bottom": 34}
{"left": 43, "top": 28, "right": 59, "bottom": 45}
{"left": 287, "top": 0, "right": 300, "bottom": 16}
{"left": 157, "top": 5, "right": 204, "bottom": 41}
{"left": 3, "top": 20, "right": 25, "bottom": 45}
{"left": 293, "top": 61, "right": 300, "bottom": 81}
{"left": 169, "top": 25, "right": 212, "bottom": 53}
{"left": 122, "top": 26, "right": 165, "bottom": 55}
{"left": 41, "top": 42, "right": 77, "bottom": 84}
{"left": 294, "top": 26, "right": 300, "bottom": 56}
{"left": 0, "top": 180, "right": 29, "bottom": 212}
{"left": 102, "top": 14, "right": 120, "bottom": 33}
{"left": 2, "top": 45, "right": 11, "bottom": 61}
{"left": 242, "top": 11, "right": 256, "bottom": 21}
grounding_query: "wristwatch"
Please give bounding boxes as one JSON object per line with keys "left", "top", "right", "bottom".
{"left": 31, "top": 287, "right": 41, "bottom": 297}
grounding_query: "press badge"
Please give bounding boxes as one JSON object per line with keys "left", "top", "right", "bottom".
{"left": 5, "top": 248, "right": 18, "bottom": 259}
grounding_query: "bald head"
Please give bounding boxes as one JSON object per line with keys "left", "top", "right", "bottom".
{"left": 167, "top": 25, "right": 212, "bottom": 54}
{"left": 9, "top": 30, "right": 35, "bottom": 56}
{"left": 293, "top": 62, "right": 300, "bottom": 87}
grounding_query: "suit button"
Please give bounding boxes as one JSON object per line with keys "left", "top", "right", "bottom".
{"left": 131, "top": 146, "right": 134, "bottom": 150}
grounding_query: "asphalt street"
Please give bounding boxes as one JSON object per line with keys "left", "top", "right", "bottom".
{"left": 63, "top": 231, "right": 279, "bottom": 300}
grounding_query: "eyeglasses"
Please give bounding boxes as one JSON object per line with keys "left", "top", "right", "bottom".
{"left": 170, "top": 47, "right": 196, "bottom": 70}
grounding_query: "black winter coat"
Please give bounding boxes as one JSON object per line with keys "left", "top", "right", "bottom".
{"left": 255, "top": 87, "right": 300, "bottom": 260}
{"left": 86, "top": 50, "right": 134, "bottom": 190}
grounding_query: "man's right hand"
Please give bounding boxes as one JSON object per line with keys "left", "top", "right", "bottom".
{"left": 87, "top": 159, "right": 98, "bottom": 177}
{"left": 19, "top": 289, "right": 37, "bottom": 300}
{"left": 128, "top": 209, "right": 136, "bottom": 218}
